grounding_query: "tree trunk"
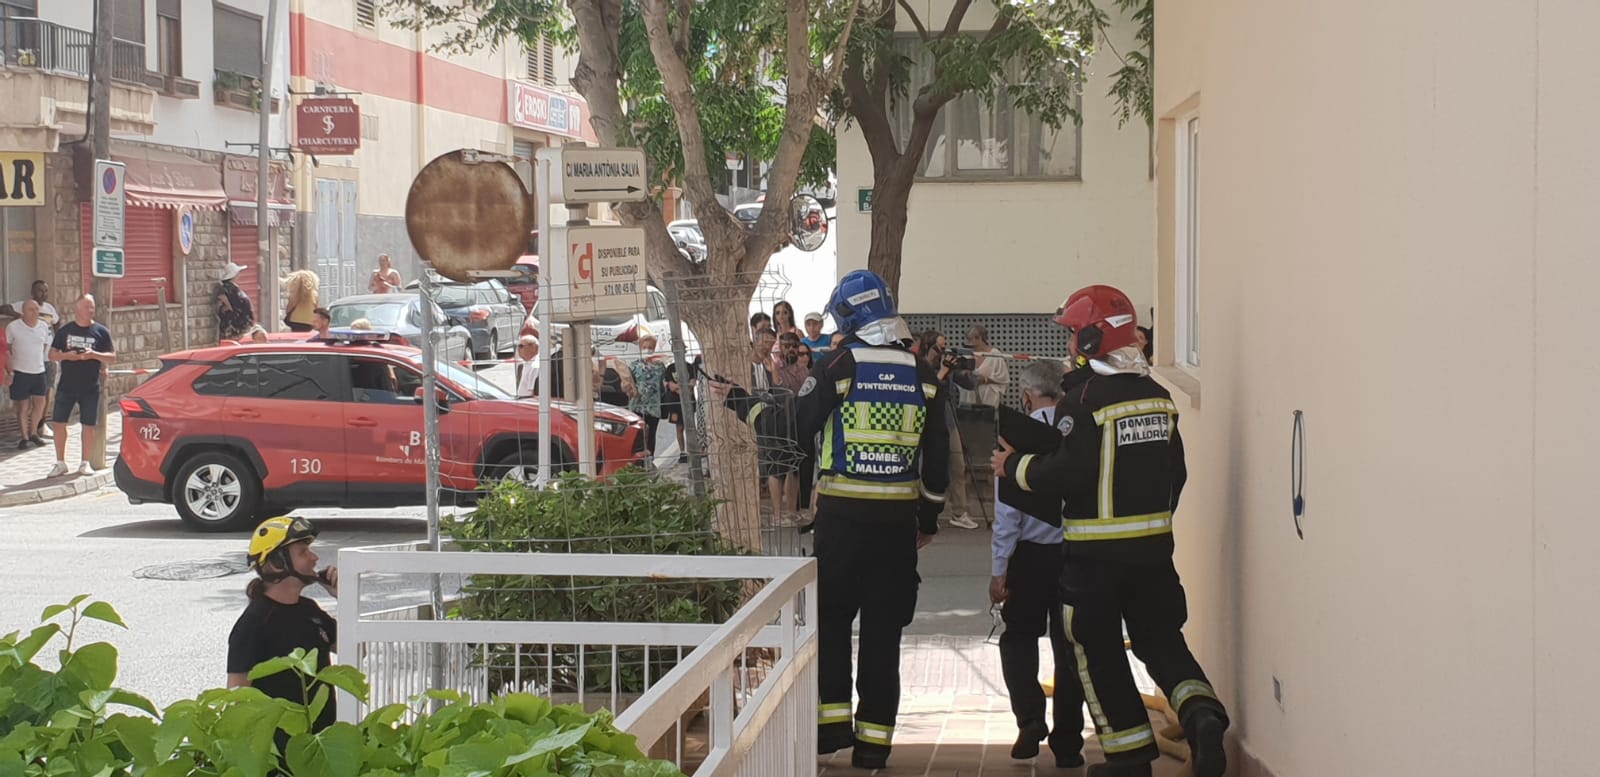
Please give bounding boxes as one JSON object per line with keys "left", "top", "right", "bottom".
{"left": 864, "top": 172, "right": 914, "bottom": 296}
{"left": 674, "top": 272, "right": 765, "bottom": 554}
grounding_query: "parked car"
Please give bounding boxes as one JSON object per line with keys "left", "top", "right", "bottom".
{"left": 507, "top": 255, "right": 539, "bottom": 310}
{"left": 520, "top": 284, "right": 701, "bottom": 360}
{"left": 667, "top": 220, "right": 707, "bottom": 263}
{"left": 403, "top": 277, "right": 525, "bottom": 361}
{"left": 732, "top": 203, "right": 762, "bottom": 231}
{"left": 326, "top": 294, "right": 475, "bottom": 365}
{"left": 113, "top": 332, "right": 649, "bottom": 531}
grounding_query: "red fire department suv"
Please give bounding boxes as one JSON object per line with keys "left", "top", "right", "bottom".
{"left": 113, "top": 332, "right": 647, "bottom": 531}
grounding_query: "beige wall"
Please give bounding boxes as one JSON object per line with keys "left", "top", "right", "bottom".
{"left": 834, "top": 4, "right": 1154, "bottom": 314}
{"left": 1152, "top": 1, "right": 1600, "bottom": 775}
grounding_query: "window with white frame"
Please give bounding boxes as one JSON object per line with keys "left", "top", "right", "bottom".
{"left": 891, "top": 38, "right": 1080, "bottom": 180}
{"left": 1174, "top": 113, "right": 1200, "bottom": 370}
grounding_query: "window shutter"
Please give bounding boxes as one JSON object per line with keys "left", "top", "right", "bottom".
{"left": 213, "top": 6, "right": 262, "bottom": 78}
{"left": 80, "top": 204, "right": 177, "bottom": 308}
{"left": 355, "top": 0, "right": 376, "bottom": 29}
{"left": 228, "top": 222, "right": 262, "bottom": 316}
{"left": 541, "top": 36, "right": 555, "bottom": 84}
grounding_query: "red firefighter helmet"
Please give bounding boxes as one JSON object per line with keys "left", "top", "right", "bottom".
{"left": 1054, "top": 284, "right": 1139, "bottom": 358}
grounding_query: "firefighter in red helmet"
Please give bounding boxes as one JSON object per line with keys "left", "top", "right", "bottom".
{"left": 991, "top": 284, "right": 1228, "bottom": 777}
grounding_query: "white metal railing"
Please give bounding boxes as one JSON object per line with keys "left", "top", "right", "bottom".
{"left": 336, "top": 548, "right": 818, "bottom": 777}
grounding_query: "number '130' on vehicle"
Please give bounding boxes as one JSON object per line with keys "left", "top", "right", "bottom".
{"left": 113, "top": 334, "right": 649, "bottom": 531}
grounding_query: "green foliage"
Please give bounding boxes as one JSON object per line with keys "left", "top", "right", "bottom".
{"left": 445, "top": 471, "right": 748, "bottom": 694}
{"left": 0, "top": 599, "right": 687, "bottom": 777}
{"left": 379, "top": 0, "right": 837, "bottom": 193}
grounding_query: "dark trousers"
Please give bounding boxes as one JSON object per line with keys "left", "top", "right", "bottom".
{"left": 814, "top": 496, "right": 920, "bottom": 755}
{"left": 640, "top": 413, "right": 660, "bottom": 455}
{"left": 1060, "top": 554, "right": 1228, "bottom": 765}
{"left": 998, "top": 541, "right": 1084, "bottom": 748}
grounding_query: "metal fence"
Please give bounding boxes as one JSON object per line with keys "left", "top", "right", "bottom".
{"left": 336, "top": 546, "right": 818, "bottom": 777}
{"left": 0, "top": 17, "right": 146, "bottom": 84}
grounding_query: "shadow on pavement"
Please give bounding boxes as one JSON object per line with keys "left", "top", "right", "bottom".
{"left": 82, "top": 517, "right": 429, "bottom": 541}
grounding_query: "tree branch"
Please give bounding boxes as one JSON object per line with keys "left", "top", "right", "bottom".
{"left": 981, "top": 4, "right": 1012, "bottom": 44}
{"left": 896, "top": 0, "right": 929, "bottom": 42}
{"left": 843, "top": 23, "right": 899, "bottom": 166}
{"left": 937, "top": 0, "right": 972, "bottom": 40}
{"left": 820, "top": 0, "right": 864, "bottom": 97}
{"left": 639, "top": 0, "right": 736, "bottom": 260}
{"left": 674, "top": 0, "right": 693, "bottom": 58}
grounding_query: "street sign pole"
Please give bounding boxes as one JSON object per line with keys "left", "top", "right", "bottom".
{"left": 535, "top": 148, "right": 556, "bottom": 487}
{"left": 534, "top": 145, "right": 650, "bottom": 478}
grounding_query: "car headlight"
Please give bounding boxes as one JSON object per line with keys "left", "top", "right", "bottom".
{"left": 595, "top": 419, "right": 629, "bottom": 437}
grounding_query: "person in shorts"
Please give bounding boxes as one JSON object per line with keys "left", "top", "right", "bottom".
{"left": 48, "top": 294, "right": 114, "bottom": 477}
{"left": 6, "top": 300, "right": 53, "bottom": 449}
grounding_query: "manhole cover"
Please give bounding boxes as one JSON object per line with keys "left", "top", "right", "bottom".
{"left": 133, "top": 557, "right": 251, "bottom": 581}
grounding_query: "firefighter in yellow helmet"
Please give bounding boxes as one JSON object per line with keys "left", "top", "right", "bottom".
{"left": 226, "top": 516, "right": 340, "bottom": 736}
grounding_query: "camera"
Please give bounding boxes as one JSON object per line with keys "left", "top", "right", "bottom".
{"left": 942, "top": 346, "right": 976, "bottom": 372}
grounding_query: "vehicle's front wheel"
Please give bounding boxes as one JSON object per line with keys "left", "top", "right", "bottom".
{"left": 173, "top": 451, "right": 262, "bottom": 532}
{"left": 483, "top": 445, "right": 574, "bottom": 486}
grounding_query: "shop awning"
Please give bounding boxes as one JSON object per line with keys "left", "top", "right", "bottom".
{"left": 228, "top": 201, "right": 296, "bottom": 227}
{"left": 115, "top": 146, "right": 229, "bottom": 211}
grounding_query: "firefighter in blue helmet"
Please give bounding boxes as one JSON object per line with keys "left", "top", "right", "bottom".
{"left": 796, "top": 270, "right": 949, "bottom": 768}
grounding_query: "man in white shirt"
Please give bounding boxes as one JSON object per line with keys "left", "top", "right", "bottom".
{"left": 1, "top": 281, "right": 59, "bottom": 440}
{"left": 515, "top": 334, "right": 540, "bottom": 398}
{"left": 5, "top": 300, "right": 54, "bottom": 449}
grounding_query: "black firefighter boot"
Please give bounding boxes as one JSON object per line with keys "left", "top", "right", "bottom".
{"left": 817, "top": 723, "right": 855, "bottom": 755}
{"left": 1185, "top": 709, "right": 1228, "bottom": 777}
{"left": 851, "top": 742, "right": 890, "bottom": 770}
{"left": 1085, "top": 761, "right": 1153, "bottom": 777}
{"left": 1011, "top": 719, "right": 1049, "bottom": 759}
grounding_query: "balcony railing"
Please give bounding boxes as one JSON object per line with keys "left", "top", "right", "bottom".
{"left": 0, "top": 16, "right": 147, "bottom": 85}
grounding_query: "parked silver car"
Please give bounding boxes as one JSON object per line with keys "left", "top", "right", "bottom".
{"left": 326, "top": 294, "right": 475, "bottom": 365}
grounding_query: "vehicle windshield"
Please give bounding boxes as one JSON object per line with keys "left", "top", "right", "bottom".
{"left": 432, "top": 284, "right": 476, "bottom": 308}
{"left": 670, "top": 225, "right": 704, "bottom": 244}
{"left": 530, "top": 299, "right": 632, "bottom": 327}
{"left": 432, "top": 357, "right": 513, "bottom": 400}
{"left": 330, "top": 302, "right": 407, "bottom": 328}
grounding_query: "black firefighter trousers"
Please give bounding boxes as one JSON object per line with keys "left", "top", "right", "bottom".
{"left": 998, "top": 541, "right": 1085, "bottom": 749}
{"left": 814, "top": 496, "right": 920, "bottom": 758}
{"left": 1060, "top": 554, "right": 1228, "bottom": 765}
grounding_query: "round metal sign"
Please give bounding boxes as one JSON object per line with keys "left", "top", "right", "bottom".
{"left": 175, "top": 206, "right": 195, "bottom": 256}
{"left": 405, "top": 150, "right": 534, "bottom": 282}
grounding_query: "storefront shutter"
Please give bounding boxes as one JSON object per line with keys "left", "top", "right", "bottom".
{"left": 80, "top": 203, "right": 177, "bottom": 308}
{"left": 228, "top": 222, "right": 263, "bottom": 319}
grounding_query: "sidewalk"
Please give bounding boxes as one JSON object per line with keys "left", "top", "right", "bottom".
{"left": 819, "top": 636, "right": 1189, "bottom": 777}
{"left": 0, "top": 411, "right": 123, "bottom": 507}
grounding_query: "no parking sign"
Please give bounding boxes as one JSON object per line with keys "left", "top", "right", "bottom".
{"left": 176, "top": 206, "right": 195, "bottom": 255}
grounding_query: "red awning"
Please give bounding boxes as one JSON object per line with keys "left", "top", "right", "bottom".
{"left": 114, "top": 146, "right": 229, "bottom": 211}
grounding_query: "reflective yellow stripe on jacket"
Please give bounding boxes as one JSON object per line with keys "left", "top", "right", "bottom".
{"left": 817, "top": 475, "right": 919, "bottom": 501}
{"left": 1062, "top": 512, "right": 1173, "bottom": 541}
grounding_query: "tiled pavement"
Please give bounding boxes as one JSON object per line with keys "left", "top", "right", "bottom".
{"left": 818, "top": 636, "right": 1192, "bottom": 777}
{"left": 0, "top": 411, "right": 122, "bottom": 507}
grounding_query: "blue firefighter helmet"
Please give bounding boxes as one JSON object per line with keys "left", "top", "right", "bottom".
{"left": 827, "top": 270, "right": 897, "bottom": 335}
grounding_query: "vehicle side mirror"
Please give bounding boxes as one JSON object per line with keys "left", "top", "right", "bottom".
{"left": 413, "top": 386, "right": 451, "bottom": 412}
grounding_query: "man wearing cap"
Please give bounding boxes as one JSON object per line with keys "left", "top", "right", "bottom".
{"left": 216, "top": 262, "right": 255, "bottom": 341}
{"left": 801, "top": 312, "right": 831, "bottom": 352}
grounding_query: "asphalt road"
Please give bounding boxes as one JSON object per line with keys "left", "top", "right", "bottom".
{"left": 0, "top": 360, "right": 995, "bottom": 709}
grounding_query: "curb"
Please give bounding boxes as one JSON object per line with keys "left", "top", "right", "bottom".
{"left": 0, "top": 470, "right": 115, "bottom": 508}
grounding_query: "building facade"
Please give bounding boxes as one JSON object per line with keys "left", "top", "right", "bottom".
{"left": 288, "top": 0, "right": 593, "bottom": 304}
{"left": 1152, "top": 2, "right": 1600, "bottom": 776}
{"left": 0, "top": 0, "right": 292, "bottom": 397}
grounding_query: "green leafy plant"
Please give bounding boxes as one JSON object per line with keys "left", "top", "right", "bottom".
{"left": 0, "top": 599, "right": 688, "bottom": 777}
{"left": 446, "top": 471, "right": 749, "bottom": 695}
